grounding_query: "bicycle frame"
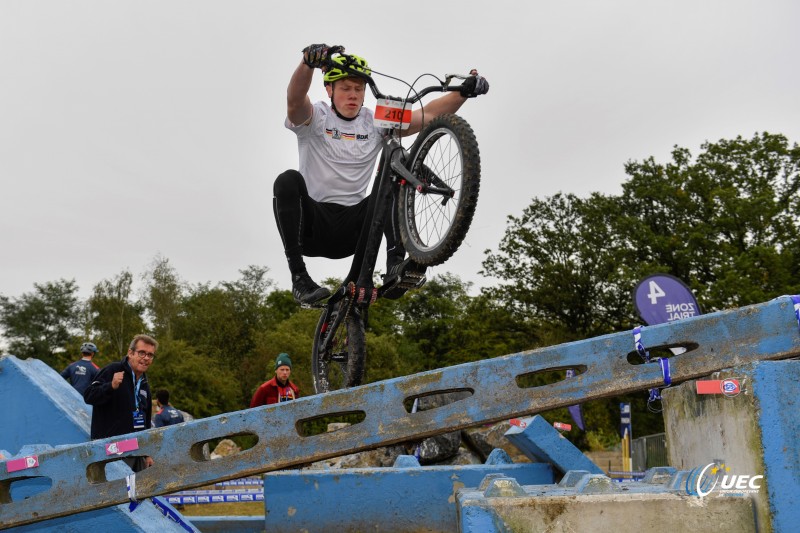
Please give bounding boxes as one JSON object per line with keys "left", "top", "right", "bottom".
{"left": 322, "top": 55, "right": 465, "bottom": 310}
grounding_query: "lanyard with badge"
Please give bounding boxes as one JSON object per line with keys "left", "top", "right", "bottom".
{"left": 131, "top": 371, "right": 145, "bottom": 429}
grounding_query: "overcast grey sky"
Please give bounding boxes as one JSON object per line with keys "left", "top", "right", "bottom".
{"left": 2, "top": 0, "right": 799, "bottom": 303}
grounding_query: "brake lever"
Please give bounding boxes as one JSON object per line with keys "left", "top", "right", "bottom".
{"left": 321, "top": 45, "right": 346, "bottom": 70}
{"left": 443, "top": 73, "right": 471, "bottom": 91}
{"left": 444, "top": 73, "right": 470, "bottom": 82}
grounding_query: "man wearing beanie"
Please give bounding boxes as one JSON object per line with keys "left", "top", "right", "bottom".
{"left": 249, "top": 353, "right": 300, "bottom": 407}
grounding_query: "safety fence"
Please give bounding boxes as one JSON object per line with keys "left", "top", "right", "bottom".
{"left": 631, "top": 432, "right": 668, "bottom": 472}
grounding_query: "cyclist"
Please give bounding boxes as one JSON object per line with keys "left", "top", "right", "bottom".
{"left": 274, "top": 44, "right": 489, "bottom": 305}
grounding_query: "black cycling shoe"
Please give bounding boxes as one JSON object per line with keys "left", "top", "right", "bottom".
{"left": 292, "top": 272, "right": 331, "bottom": 306}
{"left": 382, "top": 258, "right": 427, "bottom": 300}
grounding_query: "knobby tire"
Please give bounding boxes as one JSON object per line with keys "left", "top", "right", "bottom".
{"left": 312, "top": 302, "right": 366, "bottom": 394}
{"left": 398, "top": 114, "right": 481, "bottom": 266}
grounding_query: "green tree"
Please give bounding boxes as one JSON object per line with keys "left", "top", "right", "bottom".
{"left": 147, "top": 339, "right": 242, "bottom": 418}
{"left": 175, "top": 266, "right": 281, "bottom": 404}
{"left": 246, "top": 308, "right": 319, "bottom": 403}
{"left": 481, "top": 132, "right": 800, "bottom": 445}
{"left": 450, "top": 291, "right": 538, "bottom": 361}
{"left": 0, "top": 279, "right": 81, "bottom": 365}
{"left": 367, "top": 273, "right": 534, "bottom": 374}
{"left": 619, "top": 132, "right": 800, "bottom": 310}
{"left": 484, "top": 132, "right": 800, "bottom": 332}
{"left": 176, "top": 268, "right": 278, "bottom": 364}
{"left": 142, "top": 256, "right": 184, "bottom": 341}
{"left": 393, "top": 273, "right": 472, "bottom": 371}
{"left": 87, "top": 270, "right": 146, "bottom": 359}
{"left": 482, "top": 192, "right": 633, "bottom": 340}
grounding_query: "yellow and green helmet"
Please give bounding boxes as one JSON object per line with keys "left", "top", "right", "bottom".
{"left": 323, "top": 54, "right": 370, "bottom": 84}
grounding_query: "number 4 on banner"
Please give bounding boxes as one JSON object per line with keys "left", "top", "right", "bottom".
{"left": 647, "top": 281, "right": 666, "bottom": 304}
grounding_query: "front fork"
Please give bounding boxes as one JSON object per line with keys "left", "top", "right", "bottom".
{"left": 319, "top": 283, "right": 367, "bottom": 360}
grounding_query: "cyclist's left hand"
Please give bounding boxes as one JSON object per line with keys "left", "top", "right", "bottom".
{"left": 459, "top": 72, "right": 489, "bottom": 98}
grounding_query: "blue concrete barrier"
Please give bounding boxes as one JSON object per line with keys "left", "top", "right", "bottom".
{"left": 754, "top": 361, "right": 799, "bottom": 533}
{"left": 662, "top": 359, "right": 800, "bottom": 532}
{"left": 504, "top": 415, "right": 604, "bottom": 474}
{"left": 0, "top": 357, "right": 91, "bottom": 453}
{"left": 456, "top": 470, "right": 756, "bottom": 532}
{"left": 0, "top": 356, "right": 198, "bottom": 532}
{"left": 262, "top": 453, "right": 553, "bottom": 532}
{"left": 182, "top": 516, "right": 265, "bottom": 532}
{"left": 2, "top": 296, "right": 799, "bottom": 528}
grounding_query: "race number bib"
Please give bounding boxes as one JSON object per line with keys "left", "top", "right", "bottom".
{"left": 374, "top": 98, "right": 411, "bottom": 130}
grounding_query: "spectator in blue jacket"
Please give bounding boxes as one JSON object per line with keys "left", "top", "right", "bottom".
{"left": 153, "top": 389, "right": 185, "bottom": 427}
{"left": 60, "top": 342, "right": 100, "bottom": 395}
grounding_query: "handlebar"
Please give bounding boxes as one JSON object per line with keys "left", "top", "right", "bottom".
{"left": 323, "top": 47, "right": 467, "bottom": 104}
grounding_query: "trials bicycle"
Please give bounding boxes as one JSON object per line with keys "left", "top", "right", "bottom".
{"left": 311, "top": 48, "right": 482, "bottom": 394}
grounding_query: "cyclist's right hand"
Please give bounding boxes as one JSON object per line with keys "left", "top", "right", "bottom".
{"left": 302, "top": 44, "right": 330, "bottom": 68}
{"left": 302, "top": 44, "right": 346, "bottom": 69}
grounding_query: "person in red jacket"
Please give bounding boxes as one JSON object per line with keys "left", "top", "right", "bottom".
{"left": 250, "top": 353, "right": 300, "bottom": 407}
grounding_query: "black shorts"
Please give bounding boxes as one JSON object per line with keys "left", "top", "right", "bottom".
{"left": 303, "top": 197, "right": 369, "bottom": 259}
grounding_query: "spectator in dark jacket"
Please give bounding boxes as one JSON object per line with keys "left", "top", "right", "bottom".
{"left": 84, "top": 334, "right": 158, "bottom": 472}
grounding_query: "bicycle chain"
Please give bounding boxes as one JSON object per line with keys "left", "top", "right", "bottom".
{"left": 341, "top": 281, "right": 356, "bottom": 325}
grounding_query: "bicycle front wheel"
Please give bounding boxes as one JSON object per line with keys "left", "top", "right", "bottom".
{"left": 398, "top": 114, "right": 481, "bottom": 266}
{"left": 311, "top": 301, "right": 366, "bottom": 394}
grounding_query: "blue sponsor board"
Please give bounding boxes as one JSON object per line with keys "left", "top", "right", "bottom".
{"left": 620, "top": 402, "right": 632, "bottom": 438}
{"left": 214, "top": 478, "right": 263, "bottom": 487}
{"left": 166, "top": 490, "right": 264, "bottom": 505}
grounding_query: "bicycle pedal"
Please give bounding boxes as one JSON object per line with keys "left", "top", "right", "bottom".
{"left": 399, "top": 272, "right": 427, "bottom": 290}
{"left": 299, "top": 300, "right": 327, "bottom": 310}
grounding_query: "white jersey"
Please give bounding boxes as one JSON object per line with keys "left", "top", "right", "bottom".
{"left": 285, "top": 101, "right": 383, "bottom": 206}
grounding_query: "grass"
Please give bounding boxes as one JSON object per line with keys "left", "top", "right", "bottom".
{"left": 170, "top": 481, "right": 265, "bottom": 517}
{"left": 177, "top": 501, "right": 264, "bottom": 517}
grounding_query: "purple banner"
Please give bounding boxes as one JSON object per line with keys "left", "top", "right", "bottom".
{"left": 633, "top": 273, "right": 701, "bottom": 326}
{"left": 567, "top": 405, "right": 585, "bottom": 431}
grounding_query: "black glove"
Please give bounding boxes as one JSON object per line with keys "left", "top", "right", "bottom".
{"left": 302, "top": 44, "right": 329, "bottom": 69}
{"left": 459, "top": 73, "right": 490, "bottom": 98}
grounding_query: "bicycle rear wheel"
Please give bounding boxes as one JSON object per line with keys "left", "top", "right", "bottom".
{"left": 398, "top": 113, "right": 481, "bottom": 266}
{"left": 312, "top": 300, "right": 366, "bottom": 394}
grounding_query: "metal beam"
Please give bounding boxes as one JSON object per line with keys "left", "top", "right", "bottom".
{"left": 1, "top": 296, "right": 798, "bottom": 529}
